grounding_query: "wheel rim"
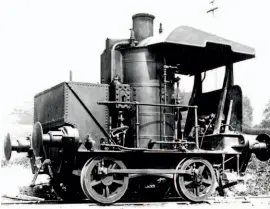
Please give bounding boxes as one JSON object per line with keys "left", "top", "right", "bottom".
{"left": 175, "top": 158, "right": 215, "bottom": 202}
{"left": 80, "top": 158, "right": 92, "bottom": 200}
{"left": 81, "top": 157, "right": 129, "bottom": 204}
{"left": 173, "top": 158, "right": 187, "bottom": 199}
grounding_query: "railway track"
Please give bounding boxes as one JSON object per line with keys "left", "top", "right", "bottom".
{"left": 2, "top": 195, "right": 270, "bottom": 205}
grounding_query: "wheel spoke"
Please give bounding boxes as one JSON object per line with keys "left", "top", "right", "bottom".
{"left": 193, "top": 186, "right": 200, "bottom": 197}
{"left": 90, "top": 180, "right": 102, "bottom": 187}
{"left": 195, "top": 186, "right": 200, "bottom": 196}
{"left": 184, "top": 180, "right": 193, "bottom": 186}
{"left": 105, "top": 185, "right": 110, "bottom": 197}
{"left": 202, "top": 178, "right": 212, "bottom": 186}
{"left": 111, "top": 163, "right": 117, "bottom": 169}
{"left": 113, "top": 179, "right": 124, "bottom": 185}
{"left": 108, "top": 163, "right": 116, "bottom": 169}
{"left": 198, "top": 165, "right": 205, "bottom": 175}
{"left": 193, "top": 187, "right": 196, "bottom": 195}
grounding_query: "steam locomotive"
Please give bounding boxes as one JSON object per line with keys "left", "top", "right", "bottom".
{"left": 4, "top": 13, "right": 270, "bottom": 204}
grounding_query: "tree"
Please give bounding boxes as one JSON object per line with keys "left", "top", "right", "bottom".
{"left": 259, "top": 99, "right": 270, "bottom": 128}
{"left": 243, "top": 96, "right": 254, "bottom": 128}
{"left": 11, "top": 107, "right": 33, "bottom": 125}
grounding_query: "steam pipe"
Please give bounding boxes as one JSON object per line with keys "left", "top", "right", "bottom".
{"left": 111, "top": 40, "right": 130, "bottom": 82}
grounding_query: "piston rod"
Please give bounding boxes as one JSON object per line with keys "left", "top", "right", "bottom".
{"left": 105, "top": 168, "right": 193, "bottom": 175}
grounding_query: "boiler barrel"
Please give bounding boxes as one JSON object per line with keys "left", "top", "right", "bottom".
{"left": 123, "top": 48, "right": 174, "bottom": 148}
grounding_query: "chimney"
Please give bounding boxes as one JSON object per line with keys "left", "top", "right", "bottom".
{"left": 132, "top": 13, "right": 155, "bottom": 42}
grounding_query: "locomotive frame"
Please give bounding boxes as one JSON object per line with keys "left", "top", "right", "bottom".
{"left": 4, "top": 13, "right": 270, "bottom": 204}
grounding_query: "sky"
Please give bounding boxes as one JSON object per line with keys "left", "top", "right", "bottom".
{"left": 0, "top": 0, "right": 270, "bottom": 125}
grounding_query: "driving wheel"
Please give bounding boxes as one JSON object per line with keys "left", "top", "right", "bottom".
{"left": 174, "top": 158, "right": 215, "bottom": 202}
{"left": 80, "top": 157, "right": 129, "bottom": 204}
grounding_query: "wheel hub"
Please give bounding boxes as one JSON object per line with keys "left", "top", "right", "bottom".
{"left": 101, "top": 175, "right": 113, "bottom": 186}
{"left": 194, "top": 174, "right": 203, "bottom": 185}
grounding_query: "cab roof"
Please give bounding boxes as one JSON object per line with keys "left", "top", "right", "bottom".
{"left": 137, "top": 26, "right": 255, "bottom": 75}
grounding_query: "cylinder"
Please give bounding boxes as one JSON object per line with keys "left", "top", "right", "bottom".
{"left": 132, "top": 13, "right": 155, "bottom": 42}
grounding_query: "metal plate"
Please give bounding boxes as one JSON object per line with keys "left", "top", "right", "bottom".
{"left": 136, "top": 26, "right": 255, "bottom": 74}
{"left": 31, "top": 122, "right": 44, "bottom": 157}
{"left": 34, "top": 82, "right": 109, "bottom": 149}
{"left": 138, "top": 26, "right": 255, "bottom": 55}
{"left": 4, "top": 133, "right": 11, "bottom": 160}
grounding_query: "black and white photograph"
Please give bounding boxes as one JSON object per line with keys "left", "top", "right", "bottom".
{"left": 0, "top": 0, "right": 269, "bottom": 208}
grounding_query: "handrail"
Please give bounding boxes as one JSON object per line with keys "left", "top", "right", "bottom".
{"left": 97, "top": 101, "right": 197, "bottom": 109}
{"left": 97, "top": 100, "right": 199, "bottom": 150}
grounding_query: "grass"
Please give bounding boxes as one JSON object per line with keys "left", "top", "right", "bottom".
{"left": 243, "top": 155, "right": 270, "bottom": 195}
{"left": 1, "top": 156, "right": 30, "bottom": 168}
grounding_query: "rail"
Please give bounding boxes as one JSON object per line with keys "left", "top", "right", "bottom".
{"left": 97, "top": 101, "right": 200, "bottom": 150}
{"left": 2, "top": 194, "right": 270, "bottom": 205}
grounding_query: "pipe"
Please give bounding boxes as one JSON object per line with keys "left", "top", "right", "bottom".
{"left": 111, "top": 40, "right": 130, "bottom": 82}
{"left": 98, "top": 100, "right": 197, "bottom": 108}
{"left": 194, "top": 107, "right": 199, "bottom": 150}
{"left": 69, "top": 70, "right": 73, "bottom": 81}
{"left": 236, "top": 154, "right": 240, "bottom": 176}
{"left": 135, "top": 102, "right": 140, "bottom": 148}
{"left": 222, "top": 154, "right": 225, "bottom": 171}
{"left": 175, "top": 78, "right": 180, "bottom": 140}
{"left": 159, "top": 23, "right": 163, "bottom": 34}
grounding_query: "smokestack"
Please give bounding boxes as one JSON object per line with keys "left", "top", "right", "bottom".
{"left": 132, "top": 13, "right": 155, "bottom": 42}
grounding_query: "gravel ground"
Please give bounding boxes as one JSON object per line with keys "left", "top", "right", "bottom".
{"left": 1, "top": 156, "right": 58, "bottom": 201}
